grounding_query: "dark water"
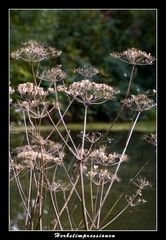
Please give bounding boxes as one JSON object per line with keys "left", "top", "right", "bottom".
{"left": 10, "top": 130, "right": 156, "bottom": 230}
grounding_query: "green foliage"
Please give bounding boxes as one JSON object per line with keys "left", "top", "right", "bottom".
{"left": 10, "top": 10, "right": 156, "bottom": 122}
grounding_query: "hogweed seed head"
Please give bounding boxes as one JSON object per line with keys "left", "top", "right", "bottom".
{"left": 121, "top": 94, "right": 156, "bottom": 112}
{"left": 142, "top": 133, "right": 157, "bottom": 146}
{"left": 125, "top": 194, "right": 147, "bottom": 207}
{"left": 37, "top": 65, "right": 66, "bottom": 83}
{"left": 78, "top": 131, "right": 103, "bottom": 144}
{"left": 57, "top": 79, "right": 120, "bottom": 105}
{"left": 132, "top": 176, "right": 151, "bottom": 190}
{"left": 86, "top": 166, "right": 120, "bottom": 185}
{"left": 11, "top": 40, "right": 61, "bottom": 62}
{"left": 110, "top": 48, "right": 155, "bottom": 65}
{"left": 86, "top": 145, "right": 128, "bottom": 167}
{"left": 18, "top": 82, "right": 48, "bottom": 99}
{"left": 74, "top": 65, "right": 99, "bottom": 78}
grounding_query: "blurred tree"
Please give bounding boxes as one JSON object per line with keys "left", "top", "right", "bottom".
{"left": 10, "top": 9, "right": 156, "bottom": 123}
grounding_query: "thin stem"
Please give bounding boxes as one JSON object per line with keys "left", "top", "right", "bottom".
{"left": 23, "top": 111, "right": 34, "bottom": 229}
{"left": 25, "top": 168, "right": 33, "bottom": 229}
{"left": 126, "top": 207, "right": 133, "bottom": 230}
{"left": 39, "top": 171, "right": 44, "bottom": 230}
{"left": 23, "top": 111, "right": 30, "bottom": 145}
{"left": 80, "top": 105, "right": 89, "bottom": 230}
{"left": 90, "top": 111, "right": 141, "bottom": 230}
{"left": 45, "top": 97, "right": 76, "bottom": 141}
{"left": 100, "top": 204, "right": 130, "bottom": 230}
{"left": 10, "top": 158, "right": 31, "bottom": 220}
{"left": 63, "top": 190, "right": 73, "bottom": 230}
{"left": 54, "top": 83, "right": 78, "bottom": 155}
{"left": 95, "top": 64, "right": 136, "bottom": 144}
{"left": 53, "top": 175, "right": 80, "bottom": 229}
{"left": 31, "top": 62, "right": 37, "bottom": 86}
{"left": 90, "top": 161, "right": 94, "bottom": 216}
{"left": 100, "top": 190, "right": 140, "bottom": 230}
{"left": 46, "top": 107, "right": 78, "bottom": 158}
{"left": 101, "top": 159, "right": 151, "bottom": 225}
{"left": 94, "top": 180, "right": 101, "bottom": 226}
{"left": 62, "top": 163, "right": 81, "bottom": 200}
{"left": 44, "top": 174, "right": 63, "bottom": 230}
{"left": 97, "top": 180, "right": 104, "bottom": 229}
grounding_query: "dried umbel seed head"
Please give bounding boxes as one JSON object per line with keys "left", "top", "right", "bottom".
{"left": 78, "top": 131, "right": 103, "bottom": 144}
{"left": 88, "top": 146, "right": 128, "bottom": 167}
{"left": 132, "top": 176, "right": 151, "bottom": 190}
{"left": 30, "top": 132, "right": 63, "bottom": 153}
{"left": 37, "top": 65, "right": 66, "bottom": 83}
{"left": 110, "top": 48, "right": 155, "bottom": 65}
{"left": 17, "top": 149, "right": 63, "bottom": 166}
{"left": 74, "top": 65, "right": 99, "bottom": 78}
{"left": 57, "top": 79, "right": 120, "bottom": 105}
{"left": 11, "top": 40, "right": 62, "bottom": 62}
{"left": 121, "top": 94, "right": 156, "bottom": 112}
{"left": 18, "top": 82, "right": 48, "bottom": 99}
{"left": 142, "top": 133, "right": 157, "bottom": 146}
{"left": 17, "top": 100, "right": 55, "bottom": 119}
{"left": 86, "top": 166, "right": 120, "bottom": 186}
{"left": 44, "top": 180, "right": 71, "bottom": 192}
{"left": 125, "top": 194, "right": 147, "bottom": 207}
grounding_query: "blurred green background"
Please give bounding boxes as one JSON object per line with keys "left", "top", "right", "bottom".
{"left": 10, "top": 9, "right": 156, "bottom": 123}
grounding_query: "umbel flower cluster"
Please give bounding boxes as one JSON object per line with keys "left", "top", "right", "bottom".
{"left": 73, "top": 65, "right": 99, "bottom": 78}
{"left": 18, "top": 82, "right": 48, "bottom": 99}
{"left": 11, "top": 40, "right": 61, "bottom": 62}
{"left": 57, "top": 79, "right": 120, "bottom": 105}
{"left": 16, "top": 82, "right": 56, "bottom": 118}
{"left": 86, "top": 166, "right": 120, "bottom": 186}
{"left": 125, "top": 177, "right": 151, "bottom": 207}
{"left": 11, "top": 133, "right": 64, "bottom": 172}
{"left": 88, "top": 145, "right": 128, "bottom": 167}
{"left": 121, "top": 94, "right": 156, "bottom": 112}
{"left": 142, "top": 133, "right": 157, "bottom": 146}
{"left": 37, "top": 65, "right": 66, "bottom": 83}
{"left": 110, "top": 48, "right": 155, "bottom": 65}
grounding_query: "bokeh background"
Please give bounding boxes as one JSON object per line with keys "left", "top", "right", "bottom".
{"left": 10, "top": 9, "right": 156, "bottom": 124}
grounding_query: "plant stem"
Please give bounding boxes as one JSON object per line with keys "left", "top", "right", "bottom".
{"left": 53, "top": 175, "right": 80, "bottom": 229}
{"left": 100, "top": 190, "right": 140, "bottom": 230}
{"left": 90, "top": 161, "right": 94, "bottom": 216}
{"left": 90, "top": 111, "right": 141, "bottom": 230}
{"left": 96, "top": 64, "right": 136, "bottom": 143}
{"left": 97, "top": 180, "right": 104, "bottom": 229}
{"left": 79, "top": 105, "right": 89, "bottom": 230}
{"left": 54, "top": 83, "right": 78, "bottom": 155}
{"left": 31, "top": 62, "right": 37, "bottom": 86}
{"left": 100, "top": 204, "right": 130, "bottom": 230}
{"left": 101, "top": 158, "right": 151, "bottom": 226}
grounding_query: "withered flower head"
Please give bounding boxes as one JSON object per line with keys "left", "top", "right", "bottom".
{"left": 125, "top": 194, "right": 147, "bottom": 207}
{"left": 11, "top": 40, "right": 61, "bottom": 62}
{"left": 142, "top": 133, "right": 157, "bottom": 146}
{"left": 74, "top": 65, "right": 99, "bottom": 78}
{"left": 110, "top": 48, "right": 155, "bottom": 65}
{"left": 86, "top": 166, "right": 120, "bottom": 186}
{"left": 78, "top": 131, "right": 103, "bottom": 144}
{"left": 37, "top": 65, "right": 66, "bottom": 83}
{"left": 132, "top": 176, "right": 151, "bottom": 190}
{"left": 121, "top": 94, "right": 156, "bottom": 112}
{"left": 18, "top": 82, "right": 48, "bottom": 99}
{"left": 57, "top": 79, "right": 120, "bottom": 105}
{"left": 89, "top": 146, "right": 128, "bottom": 167}
{"left": 44, "top": 180, "right": 71, "bottom": 192}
